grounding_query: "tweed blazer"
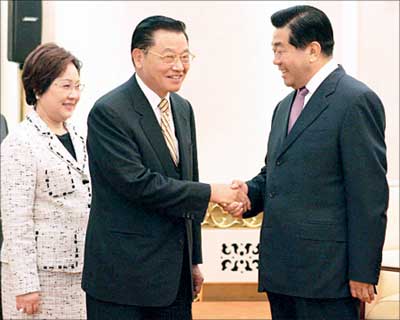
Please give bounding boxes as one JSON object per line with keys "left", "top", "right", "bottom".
{"left": 0, "top": 111, "right": 91, "bottom": 296}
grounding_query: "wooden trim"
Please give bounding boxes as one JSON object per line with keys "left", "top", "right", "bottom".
{"left": 381, "top": 266, "right": 400, "bottom": 272}
{"left": 193, "top": 301, "right": 271, "bottom": 320}
{"left": 199, "top": 282, "right": 266, "bottom": 302}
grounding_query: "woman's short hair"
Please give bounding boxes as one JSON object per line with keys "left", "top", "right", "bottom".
{"left": 22, "top": 43, "right": 82, "bottom": 106}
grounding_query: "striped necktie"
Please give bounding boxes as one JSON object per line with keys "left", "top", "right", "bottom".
{"left": 158, "top": 98, "right": 179, "bottom": 166}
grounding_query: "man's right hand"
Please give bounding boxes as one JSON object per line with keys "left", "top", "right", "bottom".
{"left": 231, "top": 180, "right": 248, "bottom": 194}
{"left": 222, "top": 180, "right": 250, "bottom": 217}
{"left": 210, "top": 183, "right": 251, "bottom": 213}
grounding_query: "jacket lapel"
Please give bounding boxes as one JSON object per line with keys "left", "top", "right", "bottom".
{"left": 64, "top": 122, "right": 89, "bottom": 178}
{"left": 26, "top": 111, "right": 85, "bottom": 173}
{"left": 273, "top": 91, "right": 296, "bottom": 151}
{"left": 171, "top": 94, "right": 190, "bottom": 179}
{"left": 277, "top": 66, "right": 345, "bottom": 158}
{"left": 128, "top": 75, "right": 177, "bottom": 175}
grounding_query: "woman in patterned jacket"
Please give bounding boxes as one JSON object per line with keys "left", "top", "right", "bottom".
{"left": 1, "top": 43, "right": 91, "bottom": 319}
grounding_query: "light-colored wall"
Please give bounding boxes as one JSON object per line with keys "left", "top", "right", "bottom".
{"left": 358, "top": 1, "right": 399, "bottom": 182}
{"left": 1, "top": 1, "right": 397, "bottom": 184}
{"left": 1, "top": 1, "right": 398, "bottom": 182}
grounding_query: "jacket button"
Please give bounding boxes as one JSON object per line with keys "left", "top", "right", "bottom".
{"left": 269, "top": 192, "right": 276, "bottom": 198}
{"left": 276, "top": 160, "right": 282, "bottom": 166}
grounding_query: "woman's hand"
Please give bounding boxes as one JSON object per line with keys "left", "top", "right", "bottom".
{"left": 16, "top": 292, "right": 40, "bottom": 315}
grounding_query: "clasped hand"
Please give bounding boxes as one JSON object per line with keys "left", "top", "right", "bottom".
{"left": 349, "top": 280, "right": 375, "bottom": 303}
{"left": 210, "top": 180, "right": 250, "bottom": 217}
{"left": 16, "top": 291, "right": 40, "bottom": 315}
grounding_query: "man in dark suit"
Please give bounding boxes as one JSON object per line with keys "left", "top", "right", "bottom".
{"left": 0, "top": 113, "right": 9, "bottom": 320}
{"left": 0, "top": 114, "right": 8, "bottom": 143}
{"left": 226, "top": 5, "right": 388, "bottom": 320}
{"left": 82, "top": 16, "right": 249, "bottom": 320}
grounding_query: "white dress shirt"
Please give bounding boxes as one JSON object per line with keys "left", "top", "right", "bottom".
{"left": 304, "top": 59, "right": 338, "bottom": 108}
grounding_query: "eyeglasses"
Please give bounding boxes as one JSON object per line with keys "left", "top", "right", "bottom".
{"left": 53, "top": 81, "right": 85, "bottom": 94}
{"left": 146, "top": 50, "right": 195, "bottom": 65}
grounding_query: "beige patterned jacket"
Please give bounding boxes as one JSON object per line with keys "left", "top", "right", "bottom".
{"left": 1, "top": 111, "right": 91, "bottom": 295}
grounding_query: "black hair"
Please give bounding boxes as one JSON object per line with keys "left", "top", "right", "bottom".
{"left": 130, "top": 15, "right": 188, "bottom": 52}
{"left": 271, "top": 5, "right": 334, "bottom": 56}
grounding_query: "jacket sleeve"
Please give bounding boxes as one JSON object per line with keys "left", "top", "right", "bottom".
{"left": 242, "top": 103, "right": 281, "bottom": 219}
{"left": 243, "top": 165, "right": 267, "bottom": 219}
{"left": 87, "top": 101, "right": 211, "bottom": 224}
{"left": 340, "top": 91, "right": 388, "bottom": 284}
{"left": 1, "top": 134, "right": 41, "bottom": 295}
{"left": 188, "top": 103, "right": 203, "bottom": 264}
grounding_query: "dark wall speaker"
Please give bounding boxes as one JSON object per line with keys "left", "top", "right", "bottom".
{"left": 8, "top": 0, "right": 42, "bottom": 65}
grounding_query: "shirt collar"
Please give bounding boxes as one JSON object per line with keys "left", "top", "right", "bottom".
{"left": 305, "top": 59, "right": 338, "bottom": 95}
{"left": 135, "top": 73, "right": 170, "bottom": 111}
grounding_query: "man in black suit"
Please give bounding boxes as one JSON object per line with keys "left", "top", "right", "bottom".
{"left": 82, "top": 16, "right": 249, "bottom": 320}
{"left": 226, "top": 5, "right": 388, "bottom": 320}
{"left": 0, "top": 113, "right": 9, "bottom": 320}
{"left": 0, "top": 114, "right": 8, "bottom": 143}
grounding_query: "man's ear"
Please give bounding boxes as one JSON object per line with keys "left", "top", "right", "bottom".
{"left": 308, "top": 41, "right": 322, "bottom": 63}
{"left": 132, "top": 48, "right": 144, "bottom": 68}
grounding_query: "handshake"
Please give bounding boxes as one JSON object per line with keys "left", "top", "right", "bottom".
{"left": 210, "top": 180, "right": 250, "bottom": 218}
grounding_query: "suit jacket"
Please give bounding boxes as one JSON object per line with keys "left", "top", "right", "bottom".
{"left": 0, "top": 113, "right": 8, "bottom": 319}
{"left": 82, "top": 75, "right": 211, "bottom": 307}
{"left": 0, "top": 114, "right": 8, "bottom": 143}
{"left": 0, "top": 114, "right": 8, "bottom": 246}
{"left": 0, "top": 111, "right": 91, "bottom": 295}
{"left": 244, "top": 66, "right": 388, "bottom": 299}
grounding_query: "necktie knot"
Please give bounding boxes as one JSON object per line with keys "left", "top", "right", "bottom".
{"left": 298, "top": 86, "right": 309, "bottom": 97}
{"left": 287, "top": 86, "right": 309, "bottom": 134}
{"left": 158, "top": 98, "right": 169, "bottom": 114}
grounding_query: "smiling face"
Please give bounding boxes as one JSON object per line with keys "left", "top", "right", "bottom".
{"left": 133, "top": 29, "right": 190, "bottom": 98}
{"left": 272, "top": 27, "right": 313, "bottom": 90}
{"left": 36, "top": 62, "right": 81, "bottom": 125}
